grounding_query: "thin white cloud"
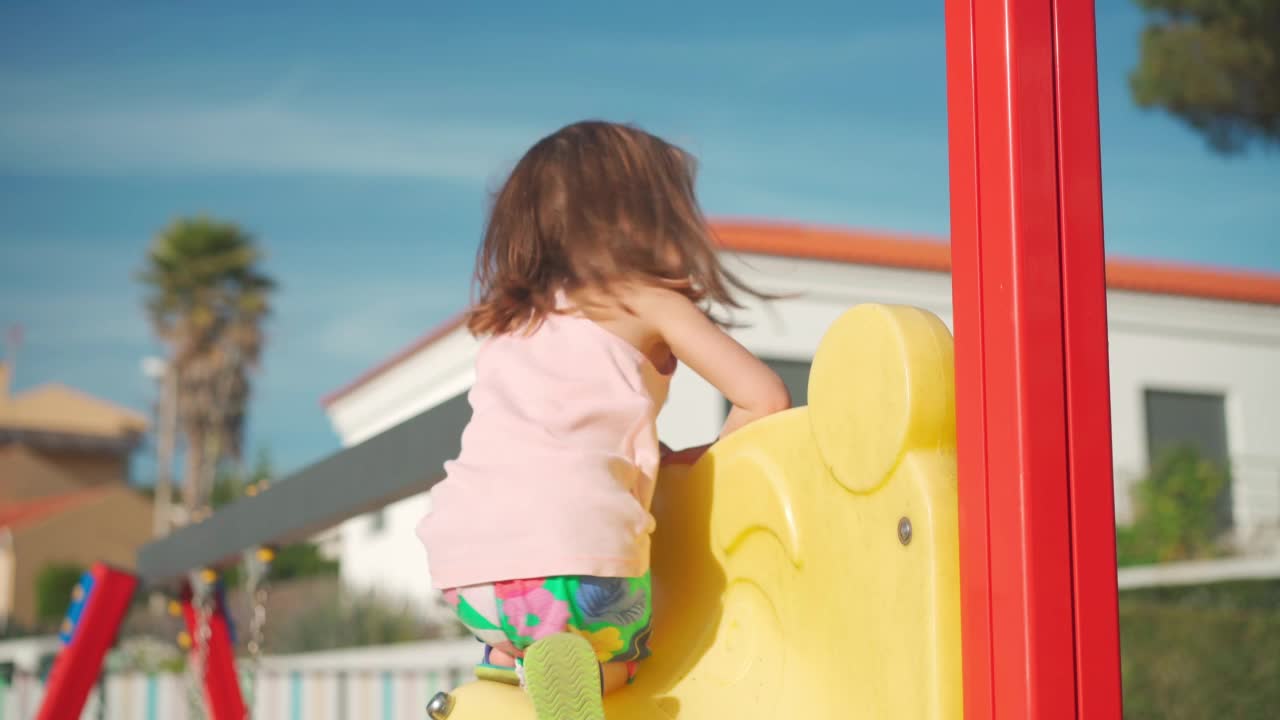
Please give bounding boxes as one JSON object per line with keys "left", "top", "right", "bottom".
{"left": 0, "top": 103, "right": 538, "bottom": 181}
{"left": 2, "top": 236, "right": 143, "bottom": 274}
{"left": 264, "top": 275, "right": 467, "bottom": 388}
{"left": 0, "top": 291, "right": 151, "bottom": 346}
{"left": 1, "top": 238, "right": 153, "bottom": 346}
{"left": 0, "top": 267, "right": 465, "bottom": 400}
{"left": 0, "top": 21, "right": 943, "bottom": 181}
{"left": 294, "top": 285, "right": 464, "bottom": 363}
{"left": 556, "top": 23, "right": 941, "bottom": 75}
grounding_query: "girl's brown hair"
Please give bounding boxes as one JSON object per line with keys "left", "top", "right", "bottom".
{"left": 468, "top": 120, "right": 764, "bottom": 336}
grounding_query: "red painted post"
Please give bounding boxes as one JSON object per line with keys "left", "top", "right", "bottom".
{"left": 35, "top": 564, "right": 138, "bottom": 720}
{"left": 182, "top": 584, "right": 246, "bottom": 720}
{"left": 1052, "top": 1, "right": 1125, "bottom": 715}
{"left": 945, "top": 0, "right": 1123, "bottom": 717}
{"left": 942, "top": 4, "right": 994, "bottom": 717}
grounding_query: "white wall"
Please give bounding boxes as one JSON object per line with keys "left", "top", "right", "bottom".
{"left": 327, "top": 328, "right": 480, "bottom": 445}
{"left": 337, "top": 493, "right": 436, "bottom": 607}
{"left": 1106, "top": 291, "right": 1280, "bottom": 545}
{"left": 324, "top": 253, "right": 1280, "bottom": 601}
{"left": 325, "top": 328, "right": 478, "bottom": 616}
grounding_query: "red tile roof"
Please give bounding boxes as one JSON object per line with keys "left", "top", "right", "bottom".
{"left": 0, "top": 488, "right": 111, "bottom": 532}
{"left": 0, "top": 375, "right": 148, "bottom": 438}
{"left": 321, "top": 220, "right": 1280, "bottom": 408}
{"left": 712, "top": 220, "right": 1280, "bottom": 306}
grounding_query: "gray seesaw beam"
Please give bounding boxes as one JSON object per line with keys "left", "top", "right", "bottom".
{"left": 135, "top": 394, "right": 470, "bottom": 586}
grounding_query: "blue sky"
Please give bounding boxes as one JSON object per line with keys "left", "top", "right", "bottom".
{"left": 2, "top": 1, "right": 1277, "bottom": 479}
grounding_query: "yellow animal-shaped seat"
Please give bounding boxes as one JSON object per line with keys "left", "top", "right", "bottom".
{"left": 439, "top": 304, "right": 962, "bottom": 719}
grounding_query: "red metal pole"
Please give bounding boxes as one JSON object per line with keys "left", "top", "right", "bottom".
{"left": 35, "top": 564, "right": 138, "bottom": 720}
{"left": 182, "top": 582, "right": 246, "bottom": 720}
{"left": 1052, "top": 2, "right": 1125, "bottom": 715}
{"left": 943, "top": 4, "right": 994, "bottom": 717}
{"left": 945, "top": 0, "right": 1123, "bottom": 717}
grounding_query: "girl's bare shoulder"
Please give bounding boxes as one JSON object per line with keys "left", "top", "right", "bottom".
{"left": 570, "top": 283, "right": 679, "bottom": 364}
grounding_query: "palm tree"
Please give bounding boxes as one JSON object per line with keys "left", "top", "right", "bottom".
{"left": 139, "top": 216, "right": 274, "bottom": 522}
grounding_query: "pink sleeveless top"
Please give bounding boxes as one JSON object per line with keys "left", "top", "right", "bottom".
{"left": 416, "top": 303, "right": 674, "bottom": 590}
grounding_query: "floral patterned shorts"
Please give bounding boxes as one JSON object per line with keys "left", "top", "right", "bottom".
{"left": 443, "top": 573, "right": 653, "bottom": 669}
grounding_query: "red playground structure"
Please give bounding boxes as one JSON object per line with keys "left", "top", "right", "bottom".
{"left": 35, "top": 0, "right": 1123, "bottom": 717}
{"left": 945, "top": 0, "right": 1123, "bottom": 716}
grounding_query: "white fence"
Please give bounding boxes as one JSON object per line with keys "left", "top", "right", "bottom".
{"left": 1232, "top": 454, "right": 1280, "bottom": 553}
{"left": 6, "top": 549, "right": 1280, "bottom": 720}
{"left": 0, "top": 638, "right": 478, "bottom": 720}
{"left": 1116, "top": 553, "right": 1280, "bottom": 590}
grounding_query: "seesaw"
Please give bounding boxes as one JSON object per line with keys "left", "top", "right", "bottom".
{"left": 427, "top": 303, "right": 962, "bottom": 719}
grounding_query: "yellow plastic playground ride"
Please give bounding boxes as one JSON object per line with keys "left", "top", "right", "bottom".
{"left": 434, "top": 304, "right": 963, "bottom": 719}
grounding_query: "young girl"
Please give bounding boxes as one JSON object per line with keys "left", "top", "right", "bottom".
{"left": 417, "top": 120, "right": 790, "bottom": 720}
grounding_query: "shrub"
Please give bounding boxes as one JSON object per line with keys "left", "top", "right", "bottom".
{"left": 268, "top": 543, "right": 339, "bottom": 582}
{"left": 268, "top": 586, "right": 460, "bottom": 654}
{"left": 34, "top": 563, "right": 85, "bottom": 627}
{"left": 1116, "top": 445, "right": 1229, "bottom": 566}
{"left": 218, "top": 541, "right": 338, "bottom": 589}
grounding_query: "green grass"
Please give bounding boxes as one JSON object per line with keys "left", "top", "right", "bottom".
{"left": 1120, "top": 579, "right": 1280, "bottom": 719}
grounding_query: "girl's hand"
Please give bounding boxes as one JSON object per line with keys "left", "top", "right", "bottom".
{"left": 661, "top": 443, "right": 711, "bottom": 466}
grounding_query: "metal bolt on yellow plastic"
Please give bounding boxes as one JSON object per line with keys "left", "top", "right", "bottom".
{"left": 898, "top": 516, "right": 913, "bottom": 545}
{"left": 427, "top": 691, "right": 455, "bottom": 718}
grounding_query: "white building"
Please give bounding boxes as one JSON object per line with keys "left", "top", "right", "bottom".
{"left": 321, "top": 221, "right": 1280, "bottom": 607}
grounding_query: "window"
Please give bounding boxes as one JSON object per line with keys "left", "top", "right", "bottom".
{"left": 1143, "top": 389, "right": 1231, "bottom": 526}
{"left": 723, "top": 358, "right": 811, "bottom": 416}
{"left": 1144, "top": 390, "right": 1229, "bottom": 469}
{"left": 368, "top": 508, "right": 387, "bottom": 535}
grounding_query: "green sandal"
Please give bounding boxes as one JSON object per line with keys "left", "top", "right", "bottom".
{"left": 523, "top": 633, "right": 604, "bottom": 720}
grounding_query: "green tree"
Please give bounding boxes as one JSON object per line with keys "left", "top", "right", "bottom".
{"left": 1116, "top": 445, "right": 1230, "bottom": 566}
{"left": 268, "top": 544, "right": 339, "bottom": 582}
{"left": 1129, "top": 0, "right": 1280, "bottom": 153}
{"left": 210, "top": 448, "right": 274, "bottom": 510}
{"left": 34, "top": 564, "right": 85, "bottom": 627}
{"left": 139, "top": 216, "right": 274, "bottom": 517}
